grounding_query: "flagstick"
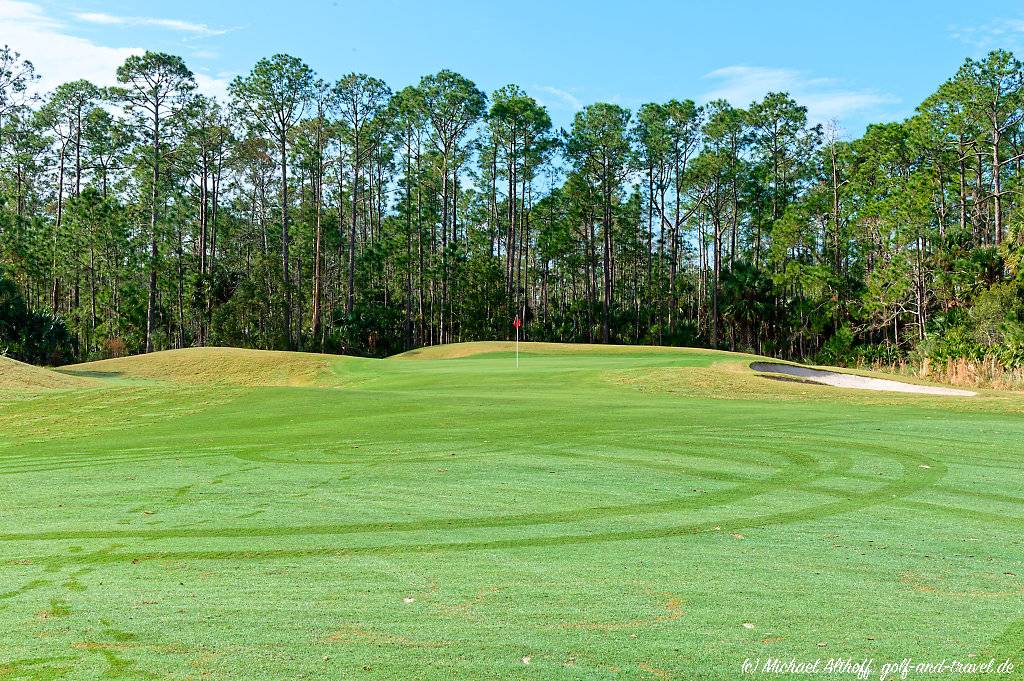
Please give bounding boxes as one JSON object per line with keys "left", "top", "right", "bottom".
{"left": 513, "top": 313, "right": 522, "bottom": 368}
{"left": 518, "top": 304, "right": 525, "bottom": 369}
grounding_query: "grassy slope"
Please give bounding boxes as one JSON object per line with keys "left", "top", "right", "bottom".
{"left": 393, "top": 340, "right": 732, "bottom": 360}
{"left": 61, "top": 347, "right": 363, "bottom": 387}
{"left": 0, "top": 355, "right": 97, "bottom": 390}
{"left": 0, "top": 344, "right": 1022, "bottom": 679}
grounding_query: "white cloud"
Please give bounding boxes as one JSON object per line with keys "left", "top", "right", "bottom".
{"left": 0, "top": 0, "right": 140, "bottom": 89}
{"left": 0, "top": 1, "right": 229, "bottom": 98}
{"left": 701, "top": 65, "right": 898, "bottom": 127}
{"left": 195, "top": 71, "right": 230, "bottom": 102}
{"left": 949, "top": 18, "right": 1024, "bottom": 51}
{"left": 74, "top": 11, "right": 229, "bottom": 38}
{"left": 537, "top": 85, "right": 582, "bottom": 112}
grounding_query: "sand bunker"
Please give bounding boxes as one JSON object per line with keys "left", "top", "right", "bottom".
{"left": 750, "top": 362, "right": 976, "bottom": 397}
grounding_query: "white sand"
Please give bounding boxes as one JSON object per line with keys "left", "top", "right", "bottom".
{"left": 750, "top": 362, "right": 977, "bottom": 397}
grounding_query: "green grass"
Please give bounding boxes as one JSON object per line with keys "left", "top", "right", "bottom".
{"left": 1, "top": 343, "right": 1023, "bottom": 679}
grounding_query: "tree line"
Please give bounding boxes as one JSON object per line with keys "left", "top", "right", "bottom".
{"left": 1, "top": 45, "right": 1023, "bottom": 371}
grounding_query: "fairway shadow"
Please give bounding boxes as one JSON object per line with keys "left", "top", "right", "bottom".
{"left": 56, "top": 370, "right": 125, "bottom": 379}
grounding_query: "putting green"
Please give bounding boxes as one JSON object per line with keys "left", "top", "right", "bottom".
{"left": 1, "top": 343, "right": 1022, "bottom": 679}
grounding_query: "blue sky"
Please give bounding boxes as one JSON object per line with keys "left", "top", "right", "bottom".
{"left": 4, "top": 0, "right": 1024, "bottom": 136}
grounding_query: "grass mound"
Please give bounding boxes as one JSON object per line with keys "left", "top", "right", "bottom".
{"left": 61, "top": 347, "right": 354, "bottom": 387}
{"left": 0, "top": 355, "right": 97, "bottom": 390}
{"left": 392, "top": 340, "right": 725, "bottom": 360}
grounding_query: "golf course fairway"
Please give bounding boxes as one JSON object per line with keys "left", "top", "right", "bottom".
{"left": 1, "top": 342, "right": 1022, "bottom": 679}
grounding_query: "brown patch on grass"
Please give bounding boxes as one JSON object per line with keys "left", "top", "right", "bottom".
{"left": 191, "top": 650, "right": 220, "bottom": 671}
{"left": 324, "top": 625, "right": 450, "bottom": 649}
{"left": 762, "top": 636, "right": 785, "bottom": 644}
{"left": 35, "top": 598, "right": 71, "bottom": 620}
{"left": 73, "top": 642, "right": 133, "bottom": 651}
{"left": 900, "top": 571, "right": 942, "bottom": 594}
{"left": 639, "top": 662, "right": 672, "bottom": 679}
{"left": 900, "top": 571, "right": 1024, "bottom": 598}
{"left": 73, "top": 641, "right": 192, "bottom": 654}
{"left": 436, "top": 586, "right": 499, "bottom": 618}
{"left": 560, "top": 593, "right": 684, "bottom": 631}
{"left": 661, "top": 597, "right": 685, "bottom": 621}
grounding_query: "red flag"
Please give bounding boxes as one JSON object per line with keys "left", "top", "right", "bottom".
{"left": 513, "top": 316, "right": 521, "bottom": 329}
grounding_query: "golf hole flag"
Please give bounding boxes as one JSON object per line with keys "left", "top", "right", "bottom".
{"left": 513, "top": 316, "right": 521, "bottom": 367}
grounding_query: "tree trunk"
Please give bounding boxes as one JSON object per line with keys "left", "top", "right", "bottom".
{"left": 280, "top": 137, "right": 292, "bottom": 349}
{"left": 145, "top": 106, "right": 161, "bottom": 354}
